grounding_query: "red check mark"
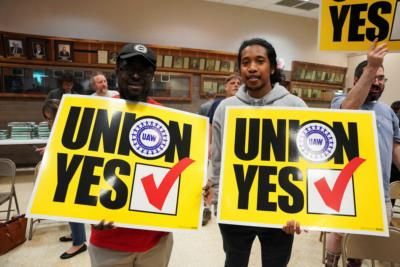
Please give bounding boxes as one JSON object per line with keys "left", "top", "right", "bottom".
{"left": 314, "top": 157, "right": 365, "bottom": 212}
{"left": 141, "top": 157, "right": 194, "bottom": 211}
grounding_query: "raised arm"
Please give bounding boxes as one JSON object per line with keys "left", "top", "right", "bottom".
{"left": 341, "top": 39, "right": 388, "bottom": 109}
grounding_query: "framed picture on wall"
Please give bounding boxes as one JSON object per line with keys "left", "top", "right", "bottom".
{"left": 311, "top": 89, "right": 321, "bottom": 99}
{"left": 218, "top": 82, "right": 225, "bottom": 94}
{"left": 163, "top": 55, "right": 173, "bottom": 68}
{"left": 335, "top": 73, "right": 344, "bottom": 84}
{"left": 97, "top": 50, "right": 108, "bottom": 64}
{"left": 199, "top": 58, "right": 206, "bottom": 70}
{"left": 173, "top": 56, "right": 183, "bottom": 69}
{"left": 220, "top": 60, "right": 230, "bottom": 72}
{"left": 5, "top": 36, "right": 26, "bottom": 58}
{"left": 314, "top": 70, "right": 323, "bottom": 81}
{"left": 109, "top": 51, "right": 118, "bottom": 64}
{"left": 156, "top": 54, "right": 163, "bottom": 68}
{"left": 55, "top": 41, "right": 73, "bottom": 62}
{"left": 183, "top": 57, "right": 190, "bottom": 69}
{"left": 214, "top": 60, "right": 221, "bottom": 72}
{"left": 291, "top": 87, "right": 301, "bottom": 97}
{"left": 329, "top": 72, "right": 336, "bottom": 83}
{"left": 189, "top": 58, "right": 199, "bottom": 70}
{"left": 206, "top": 59, "right": 215, "bottom": 71}
{"left": 304, "top": 69, "right": 314, "bottom": 80}
{"left": 29, "top": 39, "right": 48, "bottom": 60}
{"left": 229, "top": 61, "right": 236, "bottom": 73}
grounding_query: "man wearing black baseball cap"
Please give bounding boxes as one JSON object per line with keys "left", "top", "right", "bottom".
{"left": 116, "top": 43, "right": 157, "bottom": 102}
{"left": 88, "top": 43, "right": 173, "bottom": 267}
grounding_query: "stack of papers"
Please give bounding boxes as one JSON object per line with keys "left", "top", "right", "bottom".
{"left": 0, "top": 129, "right": 8, "bottom": 140}
{"left": 38, "top": 121, "right": 50, "bottom": 139}
{"left": 8, "top": 122, "right": 38, "bottom": 140}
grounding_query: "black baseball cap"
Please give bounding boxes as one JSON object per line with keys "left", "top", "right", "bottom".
{"left": 118, "top": 43, "right": 156, "bottom": 68}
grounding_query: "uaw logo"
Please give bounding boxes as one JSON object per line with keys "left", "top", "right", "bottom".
{"left": 134, "top": 44, "right": 147, "bottom": 54}
{"left": 129, "top": 117, "right": 170, "bottom": 159}
{"left": 296, "top": 121, "right": 357, "bottom": 216}
{"left": 296, "top": 121, "right": 336, "bottom": 162}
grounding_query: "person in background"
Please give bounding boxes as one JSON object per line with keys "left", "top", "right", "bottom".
{"left": 205, "top": 38, "right": 304, "bottom": 267}
{"left": 390, "top": 100, "right": 400, "bottom": 204}
{"left": 46, "top": 72, "right": 77, "bottom": 100}
{"left": 325, "top": 40, "right": 400, "bottom": 267}
{"left": 90, "top": 72, "right": 119, "bottom": 98}
{"left": 202, "top": 73, "right": 242, "bottom": 226}
{"left": 38, "top": 99, "right": 87, "bottom": 260}
{"left": 391, "top": 101, "right": 400, "bottom": 117}
{"left": 198, "top": 91, "right": 216, "bottom": 117}
{"left": 207, "top": 73, "right": 242, "bottom": 125}
{"left": 88, "top": 43, "right": 172, "bottom": 267}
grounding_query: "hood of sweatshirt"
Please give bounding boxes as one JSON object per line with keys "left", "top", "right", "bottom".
{"left": 235, "top": 83, "right": 291, "bottom": 106}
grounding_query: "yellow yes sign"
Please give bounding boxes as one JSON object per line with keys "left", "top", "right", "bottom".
{"left": 320, "top": 0, "right": 400, "bottom": 51}
{"left": 218, "top": 107, "right": 388, "bottom": 236}
{"left": 27, "top": 95, "right": 208, "bottom": 231}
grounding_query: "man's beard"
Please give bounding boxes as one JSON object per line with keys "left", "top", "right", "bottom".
{"left": 119, "top": 87, "right": 148, "bottom": 102}
{"left": 365, "top": 85, "right": 384, "bottom": 102}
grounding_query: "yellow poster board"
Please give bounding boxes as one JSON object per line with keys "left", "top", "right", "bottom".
{"left": 218, "top": 107, "right": 388, "bottom": 236}
{"left": 320, "top": 0, "right": 400, "bottom": 51}
{"left": 27, "top": 95, "right": 208, "bottom": 231}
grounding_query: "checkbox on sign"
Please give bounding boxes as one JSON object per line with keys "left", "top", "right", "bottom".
{"left": 130, "top": 163, "right": 180, "bottom": 215}
{"left": 307, "top": 168, "right": 356, "bottom": 216}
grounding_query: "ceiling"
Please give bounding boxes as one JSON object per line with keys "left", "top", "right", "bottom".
{"left": 205, "top": 0, "right": 320, "bottom": 19}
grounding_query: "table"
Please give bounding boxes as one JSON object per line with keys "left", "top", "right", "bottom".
{"left": 0, "top": 139, "right": 47, "bottom": 145}
{"left": 0, "top": 139, "right": 48, "bottom": 171}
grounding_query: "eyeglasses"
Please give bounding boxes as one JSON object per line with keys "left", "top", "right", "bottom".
{"left": 374, "top": 75, "right": 388, "bottom": 83}
{"left": 118, "top": 60, "right": 154, "bottom": 77}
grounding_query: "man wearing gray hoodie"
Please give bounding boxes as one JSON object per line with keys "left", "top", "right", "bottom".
{"left": 208, "top": 38, "right": 306, "bottom": 267}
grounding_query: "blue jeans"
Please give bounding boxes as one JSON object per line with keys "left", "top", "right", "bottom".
{"left": 70, "top": 222, "right": 86, "bottom": 246}
{"left": 219, "top": 224, "right": 294, "bottom": 267}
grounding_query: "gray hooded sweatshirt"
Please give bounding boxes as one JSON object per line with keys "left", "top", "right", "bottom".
{"left": 210, "top": 83, "right": 307, "bottom": 200}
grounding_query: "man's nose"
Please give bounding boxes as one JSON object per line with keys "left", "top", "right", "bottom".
{"left": 372, "top": 77, "right": 380, "bottom": 85}
{"left": 248, "top": 62, "right": 257, "bottom": 72}
{"left": 127, "top": 71, "right": 141, "bottom": 79}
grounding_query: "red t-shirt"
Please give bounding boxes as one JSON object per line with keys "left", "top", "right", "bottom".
{"left": 90, "top": 97, "right": 167, "bottom": 252}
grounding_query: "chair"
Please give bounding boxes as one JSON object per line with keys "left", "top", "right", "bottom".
{"left": 342, "top": 226, "right": 400, "bottom": 267}
{"left": 319, "top": 231, "right": 327, "bottom": 264}
{"left": 390, "top": 181, "right": 400, "bottom": 227}
{"left": 0, "top": 158, "right": 20, "bottom": 221}
{"left": 28, "top": 161, "right": 42, "bottom": 240}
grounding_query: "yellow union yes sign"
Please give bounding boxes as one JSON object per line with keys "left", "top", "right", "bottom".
{"left": 219, "top": 107, "right": 388, "bottom": 236}
{"left": 320, "top": 0, "right": 400, "bottom": 51}
{"left": 27, "top": 95, "right": 208, "bottom": 231}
